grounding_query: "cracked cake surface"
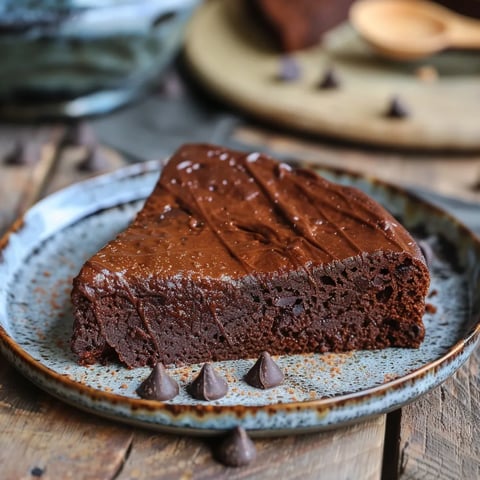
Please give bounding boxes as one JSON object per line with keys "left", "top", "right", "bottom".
{"left": 71, "top": 143, "right": 430, "bottom": 368}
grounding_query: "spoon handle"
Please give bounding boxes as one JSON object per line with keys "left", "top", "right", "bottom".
{"left": 448, "top": 17, "right": 480, "bottom": 49}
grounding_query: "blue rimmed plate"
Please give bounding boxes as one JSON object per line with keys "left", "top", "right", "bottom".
{"left": 0, "top": 160, "right": 479, "bottom": 435}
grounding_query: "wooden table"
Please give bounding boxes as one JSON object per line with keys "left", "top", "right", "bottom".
{"left": 0, "top": 71, "right": 479, "bottom": 480}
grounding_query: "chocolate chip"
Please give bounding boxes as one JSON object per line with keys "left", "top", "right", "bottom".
{"left": 76, "top": 146, "right": 108, "bottom": 172}
{"left": 244, "top": 351, "right": 284, "bottom": 389}
{"left": 64, "top": 122, "right": 96, "bottom": 147}
{"left": 187, "top": 363, "right": 228, "bottom": 401}
{"left": 318, "top": 67, "right": 341, "bottom": 89}
{"left": 385, "top": 96, "right": 410, "bottom": 119}
{"left": 30, "top": 467, "right": 45, "bottom": 477}
{"left": 4, "top": 140, "right": 38, "bottom": 166}
{"left": 136, "top": 363, "right": 179, "bottom": 401}
{"left": 277, "top": 56, "right": 301, "bottom": 82}
{"left": 471, "top": 177, "right": 480, "bottom": 192}
{"left": 418, "top": 239, "right": 434, "bottom": 269}
{"left": 215, "top": 426, "right": 257, "bottom": 467}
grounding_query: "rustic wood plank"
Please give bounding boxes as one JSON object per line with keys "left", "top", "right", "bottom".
{"left": 0, "top": 125, "right": 58, "bottom": 235}
{"left": 43, "top": 143, "right": 126, "bottom": 197}
{"left": 0, "top": 128, "right": 134, "bottom": 479}
{"left": 232, "top": 126, "right": 480, "bottom": 204}
{"left": 0, "top": 123, "right": 125, "bottom": 236}
{"left": 0, "top": 355, "right": 385, "bottom": 480}
{"left": 397, "top": 347, "right": 480, "bottom": 480}
{"left": 0, "top": 360, "right": 134, "bottom": 480}
{"left": 117, "top": 416, "right": 385, "bottom": 480}
{"left": 15, "top": 128, "right": 65, "bottom": 215}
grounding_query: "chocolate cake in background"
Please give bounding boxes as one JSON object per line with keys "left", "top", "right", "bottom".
{"left": 71, "top": 143, "right": 430, "bottom": 368}
{"left": 247, "top": 0, "right": 356, "bottom": 51}
{"left": 247, "top": 0, "right": 479, "bottom": 52}
{"left": 435, "top": 0, "right": 480, "bottom": 18}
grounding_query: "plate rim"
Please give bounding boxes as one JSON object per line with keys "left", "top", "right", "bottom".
{"left": 1, "top": 159, "right": 479, "bottom": 432}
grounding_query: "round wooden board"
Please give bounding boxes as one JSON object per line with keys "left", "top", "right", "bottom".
{"left": 184, "top": 0, "right": 480, "bottom": 150}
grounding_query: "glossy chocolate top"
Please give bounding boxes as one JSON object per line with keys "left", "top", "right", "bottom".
{"left": 81, "top": 144, "right": 422, "bottom": 284}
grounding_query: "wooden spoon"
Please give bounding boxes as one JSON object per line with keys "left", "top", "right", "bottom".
{"left": 350, "top": 0, "right": 480, "bottom": 60}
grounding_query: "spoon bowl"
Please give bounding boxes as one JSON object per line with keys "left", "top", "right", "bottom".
{"left": 350, "top": 0, "right": 480, "bottom": 60}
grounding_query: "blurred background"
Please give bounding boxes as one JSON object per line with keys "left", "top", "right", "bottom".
{"left": 0, "top": 0, "right": 479, "bottom": 232}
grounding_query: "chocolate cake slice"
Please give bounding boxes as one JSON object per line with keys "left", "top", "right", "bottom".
{"left": 434, "top": 0, "right": 480, "bottom": 19}
{"left": 248, "top": 0, "right": 356, "bottom": 52}
{"left": 71, "top": 144, "right": 430, "bottom": 368}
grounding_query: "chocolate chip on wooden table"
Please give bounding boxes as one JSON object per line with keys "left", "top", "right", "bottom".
{"left": 385, "top": 95, "right": 410, "bottom": 119}
{"left": 215, "top": 426, "right": 257, "bottom": 467}
{"left": 318, "top": 67, "right": 341, "bottom": 89}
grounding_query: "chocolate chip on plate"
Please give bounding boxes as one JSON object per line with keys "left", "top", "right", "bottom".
{"left": 277, "top": 55, "right": 301, "bottom": 82}
{"left": 385, "top": 95, "right": 410, "bottom": 119}
{"left": 188, "top": 363, "right": 228, "bottom": 401}
{"left": 244, "top": 351, "right": 284, "bottom": 389}
{"left": 417, "top": 239, "right": 435, "bottom": 269}
{"left": 318, "top": 67, "right": 341, "bottom": 89}
{"left": 136, "top": 363, "right": 179, "bottom": 401}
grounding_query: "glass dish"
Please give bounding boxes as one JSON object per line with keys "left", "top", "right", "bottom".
{"left": 0, "top": 0, "right": 199, "bottom": 119}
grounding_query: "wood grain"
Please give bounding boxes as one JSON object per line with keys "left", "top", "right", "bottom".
{"left": 397, "top": 348, "right": 480, "bottom": 480}
{"left": 42, "top": 144, "right": 126, "bottom": 197}
{"left": 0, "top": 124, "right": 125, "bottom": 236}
{"left": 0, "top": 361, "right": 134, "bottom": 480}
{"left": 0, "top": 124, "right": 134, "bottom": 480}
{"left": 0, "top": 126, "right": 58, "bottom": 236}
{"left": 117, "top": 416, "right": 385, "bottom": 480}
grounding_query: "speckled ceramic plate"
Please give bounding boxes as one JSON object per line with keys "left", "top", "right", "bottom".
{"left": 0, "top": 160, "right": 479, "bottom": 436}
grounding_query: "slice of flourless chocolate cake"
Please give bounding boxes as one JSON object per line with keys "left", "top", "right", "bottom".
{"left": 71, "top": 144, "right": 430, "bottom": 367}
